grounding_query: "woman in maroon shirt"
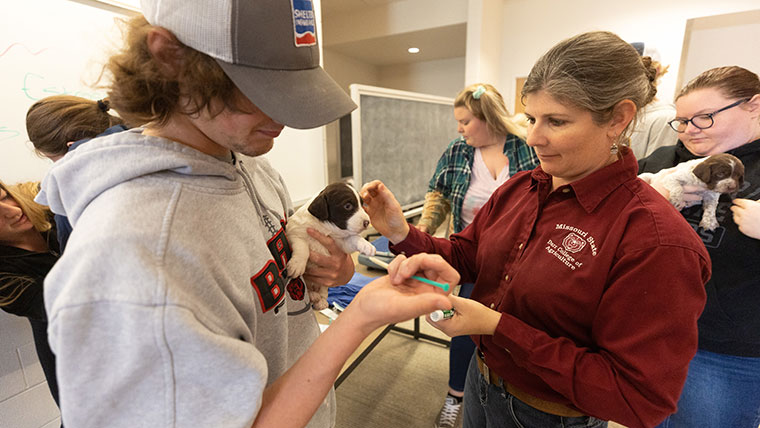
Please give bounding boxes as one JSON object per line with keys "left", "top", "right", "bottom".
{"left": 362, "top": 31, "right": 710, "bottom": 428}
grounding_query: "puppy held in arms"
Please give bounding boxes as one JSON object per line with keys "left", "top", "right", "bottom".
{"left": 639, "top": 153, "right": 744, "bottom": 231}
{"left": 287, "top": 182, "right": 377, "bottom": 309}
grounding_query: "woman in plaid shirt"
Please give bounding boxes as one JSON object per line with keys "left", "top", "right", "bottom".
{"left": 418, "top": 83, "right": 539, "bottom": 428}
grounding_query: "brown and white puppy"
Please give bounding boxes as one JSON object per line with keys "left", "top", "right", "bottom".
{"left": 639, "top": 153, "right": 744, "bottom": 231}
{"left": 286, "top": 182, "right": 376, "bottom": 309}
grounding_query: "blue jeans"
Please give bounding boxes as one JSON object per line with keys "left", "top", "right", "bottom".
{"left": 656, "top": 349, "right": 760, "bottom": 428}
{"left": 462, "top": 354, "right": 606, "bottom": 428}
{"left": 449, "top": 282, "right": 476, "bottom": 392}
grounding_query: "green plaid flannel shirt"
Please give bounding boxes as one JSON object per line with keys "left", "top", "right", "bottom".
{"left": 418, "top": 134, "right": 539, "bottom": 234}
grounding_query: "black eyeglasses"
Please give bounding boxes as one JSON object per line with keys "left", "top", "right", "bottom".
{"left": 668, "top": 98, "right": 751, "bottom": 132}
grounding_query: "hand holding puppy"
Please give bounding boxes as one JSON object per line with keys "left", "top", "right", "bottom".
{"left": 302, "top": 228, "right": 355, "bottom": 288}
{"left": 645, "top": 168, "right": 703, "bottom": 209}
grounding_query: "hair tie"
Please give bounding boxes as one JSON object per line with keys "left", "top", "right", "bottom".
{"left": 97, "top": 99, "right": 109, "bottom": 113}
{"left": 472, "top": 85, "right": 486, "bottom": 100}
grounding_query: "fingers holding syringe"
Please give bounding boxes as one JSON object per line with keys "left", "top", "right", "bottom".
{"left": 427, "top": 294, "right": 500, "bottom": 336}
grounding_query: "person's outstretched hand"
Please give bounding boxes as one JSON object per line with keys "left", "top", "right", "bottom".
{"left": 386, "top": 253, "right": 500, "bottom": 337}
{"left": 342, "top": 253, "right": 458, "bottom": 335}
{"left": 360, "top": 180, "right": 410, "bottom": 243}
{"left": 731, "top": 198, "right": 760, "bottom": 239}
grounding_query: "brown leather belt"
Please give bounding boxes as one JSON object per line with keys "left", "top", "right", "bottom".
{"left": 475, "top": 351, "right": 584, "bottom": 418}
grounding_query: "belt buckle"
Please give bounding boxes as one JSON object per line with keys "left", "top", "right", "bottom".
{"left": 478, "top": 350, "right": 490, "bottom": 383}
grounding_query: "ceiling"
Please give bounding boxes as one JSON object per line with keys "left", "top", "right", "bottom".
{"left": 320, "top": 0, "right": 467, "bottom": 67}
{"left": 324, "top": 24, "right": 466, "bottom": 67}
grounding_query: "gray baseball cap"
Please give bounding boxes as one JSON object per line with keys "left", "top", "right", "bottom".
{"left": 140, "top": 0, "right": 356, "bottom": 129}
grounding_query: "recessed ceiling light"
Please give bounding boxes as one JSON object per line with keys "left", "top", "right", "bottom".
{"left": 408, "top": 47, "right": 420, "bottom": 54}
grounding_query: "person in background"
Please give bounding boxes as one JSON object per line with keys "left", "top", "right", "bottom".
{"left": 26, "top": 95, "right": 128, "bottom": 251}
{"left": 628, "top": 44, "right": 678, "bottom": 159}
{"left": 34, "top": 1, "right": 455, "bottom": 427}
{"left": 417, "top": 82, "right": 538, "bottom": 428}
{"left": 26, "top": 95, "right": 126, "bottom": 162}
{"left": 639, "top": 65, "right": 760, "bottom": 428}
{"left": 362, "top": 31, "right": 710, "bottom": 428}
{"left": 0, "top": 181, "right": 61, "bottom": 426}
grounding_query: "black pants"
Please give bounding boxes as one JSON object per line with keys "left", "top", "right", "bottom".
{"left": 29, "top": 318, "right": 62, "bottom": 427}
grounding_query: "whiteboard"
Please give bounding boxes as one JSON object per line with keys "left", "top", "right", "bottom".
{"left": 350, "top": 84, "right": 457, "bottom": 211}
{"left": 0, "top": 0, "right": 326, "bottom": 205}
{"left": 676, "top": 9, "right": 760, "bottom": 94}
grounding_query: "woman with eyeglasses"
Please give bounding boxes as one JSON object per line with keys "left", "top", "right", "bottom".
{"left": 639, "top": 66, "right": 760, "bottom": 428}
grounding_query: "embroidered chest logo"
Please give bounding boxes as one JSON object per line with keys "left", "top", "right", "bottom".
{"left": 544, "top": 224, "right": 598, "bottom": 271}
{"left": 562, "top": 233, "right": 586, "bottom": 253}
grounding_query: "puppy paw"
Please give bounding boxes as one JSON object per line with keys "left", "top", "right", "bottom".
{"left": 308, "top": 289, "right": 322, "bottom": 304}
{"left": 669, "top": 197, "right": 687, "bottom": 211}
{"left": 311, "top": 298, "right": 329, "bottom": 310}
{"left": 357, "top": 240, "right": 377, "bottom": 257}
{"left": 287, "top": 257, "right": 308, "bottom": 278}
{"left": 699, "top": 217, "right": 719, "bottom": 231}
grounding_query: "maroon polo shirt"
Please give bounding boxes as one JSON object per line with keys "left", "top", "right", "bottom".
{"left": 393, "top": 150, "right": 710, "bottom": 428}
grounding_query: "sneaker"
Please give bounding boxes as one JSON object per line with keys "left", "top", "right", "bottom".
{"left": 434, "top": 395, "right": 462, "bottom": 428}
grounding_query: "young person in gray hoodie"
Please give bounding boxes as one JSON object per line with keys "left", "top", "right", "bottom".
{"left": 34, "top": 1, "right": 456, "bottom": 427}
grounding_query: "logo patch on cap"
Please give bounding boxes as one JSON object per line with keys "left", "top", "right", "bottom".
{"left": 291, "top": 0, "right": 317, "bottom": 47}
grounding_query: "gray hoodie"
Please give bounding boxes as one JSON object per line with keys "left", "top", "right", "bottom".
{"left": 36, "top": 129, "right": 333, "bottom": 428}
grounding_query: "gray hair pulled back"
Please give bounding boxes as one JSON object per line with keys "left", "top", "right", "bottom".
{"left": 521, "top": 31, "right": 657, "bottom": 140}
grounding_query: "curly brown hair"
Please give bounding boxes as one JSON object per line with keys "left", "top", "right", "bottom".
{"left": 103, "top": 16, "right": 247, "bottom": 127}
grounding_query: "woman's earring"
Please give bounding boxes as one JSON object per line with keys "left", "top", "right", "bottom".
{"left": 610, "top": 143, "right": 619, "bottom": 155}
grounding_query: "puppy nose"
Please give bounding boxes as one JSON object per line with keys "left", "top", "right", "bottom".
{"left": 363, "top": 220, "right": 370, "bottom": 229}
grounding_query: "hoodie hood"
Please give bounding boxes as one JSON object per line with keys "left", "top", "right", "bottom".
{"left": 36, "top": 129, "right": 238, "bottom": 225}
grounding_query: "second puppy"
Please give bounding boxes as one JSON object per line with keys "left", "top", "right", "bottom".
{"left": 287, "top": 182, "right": 376, "bottom": 309}
{"left": 639, "top": 153, "right": 744, "bottom": 231}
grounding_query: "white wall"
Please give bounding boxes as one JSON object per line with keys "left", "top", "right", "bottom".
{"left": 323, "top": 48, "right": 381, "bottom": 92}
{"left": 0, "top": 311, "right": 60, "bottom": 427}
{"left": 465, "top": 0, "right": 504, "bottom": 85}
{"left": 378, "top": 57, "right": 466, "bottom": 98}
{"left": 497, "top": 0, "right": 760, "bottom": 113}
{"left": 678, "top": 9, "right": 760, "bottom": 89}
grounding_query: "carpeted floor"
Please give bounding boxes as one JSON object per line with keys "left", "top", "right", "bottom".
{"left": 334, "top": 319, "right": 452, "bottom": 428}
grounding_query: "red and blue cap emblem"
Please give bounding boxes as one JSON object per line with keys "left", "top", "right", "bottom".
{"left": 291, "top": 0, "right": 317, "bottom": 47}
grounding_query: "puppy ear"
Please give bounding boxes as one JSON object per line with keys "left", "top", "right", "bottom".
{"left": 735, "top": 159, "right": 745, "bottom": 184}
{"left": 308, "top": 193, "right": 330, "bottom": 221}
{"left": 692, "top": 159, "right": 713, "bottom": 184}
